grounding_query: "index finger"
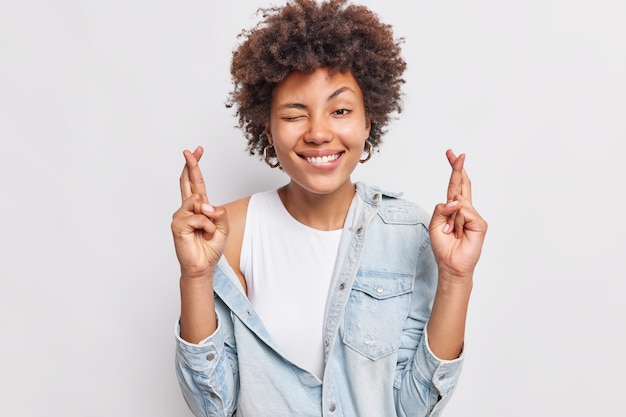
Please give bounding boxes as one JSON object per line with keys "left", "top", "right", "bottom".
{"left": 180, "top": 146, "right": 209, "bottom": 203}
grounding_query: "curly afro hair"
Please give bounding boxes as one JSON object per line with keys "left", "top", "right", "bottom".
{"left": 227, "top": 0, "right": 406, "bottom": 158}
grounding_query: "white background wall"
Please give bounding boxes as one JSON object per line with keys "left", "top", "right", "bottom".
{"left": 1, "top": 0, "right": 624, "bottom": 415}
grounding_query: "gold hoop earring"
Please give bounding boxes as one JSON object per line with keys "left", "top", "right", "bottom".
{"left": 263, "top": 144, "right": 280, "bottom": 168}
{"left": 359, "top": 140, "right": 373, "bottom": 163}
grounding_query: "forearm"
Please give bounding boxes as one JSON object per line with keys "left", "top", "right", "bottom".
{"left": 426, "top": 275, "right": 472, "bottom": 360}
{"left": 175, "top": 291, "right": 239, "bottom": 417}
{"left": 180, "top": 274, "right": 217, "bottom": 344}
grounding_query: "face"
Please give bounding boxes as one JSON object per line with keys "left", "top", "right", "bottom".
{"left": 266, "top": 67, "right": 371, "bottom": 196}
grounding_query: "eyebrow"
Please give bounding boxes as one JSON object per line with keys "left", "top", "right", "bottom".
{"left": 328, "top": 86, "right": 354, "bottom": 101}
{"left": 276, "top": 86, "right": 356, "bottom": 111}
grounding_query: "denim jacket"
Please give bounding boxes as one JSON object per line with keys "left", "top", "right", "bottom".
{"left": 175, "top": 182, "right": 464, "bottom": 417}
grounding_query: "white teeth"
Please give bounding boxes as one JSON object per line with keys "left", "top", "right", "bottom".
{"left": 306, "top": 154, "right": 340, "bottom": 164}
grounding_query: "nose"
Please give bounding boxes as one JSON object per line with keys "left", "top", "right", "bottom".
{"left": 303, "top": 114, "right": 333, "bottom": 144}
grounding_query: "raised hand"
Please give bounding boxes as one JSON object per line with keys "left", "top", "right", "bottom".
{"left": 171, "top": 146, "right": 230, "bottom": 280}
{"left": 429, "top": 149, "right": 487, "bottom": 282}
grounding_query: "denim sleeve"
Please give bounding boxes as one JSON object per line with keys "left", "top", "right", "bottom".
{"left": 393, "top": 240, "right": 465, "bottom": 417}
{"left": 174, "top": 312, "right": 239, "bottom": 417}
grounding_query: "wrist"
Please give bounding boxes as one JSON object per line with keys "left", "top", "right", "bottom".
{"left": 437, "top": 271, "right": 473, "bottom": 293}
{"left": 180, "top": 265, "right": 215, "bottom": 281}
{"left": 180, "top": 272, "right": 214, "bottom": 287}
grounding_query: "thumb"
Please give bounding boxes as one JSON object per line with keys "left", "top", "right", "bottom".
{"left": 202, "top": 204, "right": 230, "bottom": 237}
{"left": 430, "top": 200, "right": 460, "bottom": 234}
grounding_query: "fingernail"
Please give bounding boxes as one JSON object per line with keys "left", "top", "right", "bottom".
{"left": 202, "top": 204, "right": 214, "bottom": 213}
{"left": 443, "top": 223, "right": 450, "bottom": 233}
{"left": 446, "top": 201, "right": 459, "bottom": 208}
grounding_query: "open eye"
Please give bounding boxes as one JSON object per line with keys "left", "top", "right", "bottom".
{"left": 333, "top": 108, "right": 352, "bottom": 116}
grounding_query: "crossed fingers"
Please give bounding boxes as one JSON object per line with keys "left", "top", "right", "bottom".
{"left": 175, "top": 146, "right": 218, "bottom": 241}
{"left": 180, "top": 146, "right": 209, "bottom": 204}
{"left": 446, "top": 149, "right": 472, "bottom": 205}
{"left": 444, "top": 149, "right": 474, "bottom": 238}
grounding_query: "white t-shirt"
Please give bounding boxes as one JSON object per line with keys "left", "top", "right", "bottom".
{"left": 240, "top": 189, "right": 342, "bottom": 379}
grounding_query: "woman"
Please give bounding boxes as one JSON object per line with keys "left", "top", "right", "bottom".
{"left": 171, "top": 1, "right": 487, "bottom": 416}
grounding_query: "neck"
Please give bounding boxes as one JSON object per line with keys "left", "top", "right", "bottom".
{"left": 278, "top": 181, "right": 355, "bottom": 231}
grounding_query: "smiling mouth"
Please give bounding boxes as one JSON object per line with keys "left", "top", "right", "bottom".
{"left": 302, "top": 152, "right": 343, "bottom": 165}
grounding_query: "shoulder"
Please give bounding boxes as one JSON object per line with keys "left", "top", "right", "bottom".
{"left": 355, "top": 182, "right": 431, "bottom": 227}
{"left": 222, "top": 196, "right": 251, "bottom": 294}
{"left": 356, "top": 184, "right": 434, "bottom": 277}
{"left": 224, "top": 196, "right": 251, "bottom": 226}
{"left": 222, "top": 187, "right": 279, "bottom": 224}
{"left": 378, "top": 196, "right": 431, "bottom": 228}
{"left": 223, "top": 195, "right": 251, "bottom": 254}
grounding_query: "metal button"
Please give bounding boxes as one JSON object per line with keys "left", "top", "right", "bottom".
{"left": 206, "top": 353, "right": 215, "bottom": 361}
{"left": 339, "top": 283, "right": 345, "bottom": 290}
{"left": 376, "top": 286, "right": 384, "bottom": 294}
{"left": 356, "top": 226, "right": 363, "bottom": 234}
{"left": 329, "top": 404, "right": 336, "bottom": 412}
{"left": 245, "top": 310, "right": 252, "bottom": 316}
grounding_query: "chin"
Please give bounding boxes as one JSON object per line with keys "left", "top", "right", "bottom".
{"left": 297, "top": 178, "right": 354, "bottom": 196}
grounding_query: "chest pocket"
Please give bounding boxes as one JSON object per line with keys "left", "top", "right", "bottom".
{"left": 342, "top": 269, "right": 414, "bottom": 360}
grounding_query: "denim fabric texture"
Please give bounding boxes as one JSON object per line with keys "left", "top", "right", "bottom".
{"left": 175, "top": 182, "right": 464, "bottom": 417}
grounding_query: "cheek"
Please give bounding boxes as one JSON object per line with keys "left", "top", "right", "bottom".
{"left": 269, "top": 125, "right": 295, "bottom": 145}
{"left": 271, "top": 131, "right": 299, "bottom": 156}
{"left": 339, "top": 124, "right": 369, "bottom": 146}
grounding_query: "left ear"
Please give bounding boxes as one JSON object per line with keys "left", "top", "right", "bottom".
{"left": 364, "top": 117, "right": 372, "bottom": 139}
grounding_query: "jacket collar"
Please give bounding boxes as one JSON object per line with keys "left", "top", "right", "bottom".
{"left": 354, "top": 181, "right": 403, "bottom": 206}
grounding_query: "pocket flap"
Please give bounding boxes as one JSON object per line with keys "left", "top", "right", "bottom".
{"left": 352, "top": 270, "right": 414, "bottom": 300}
